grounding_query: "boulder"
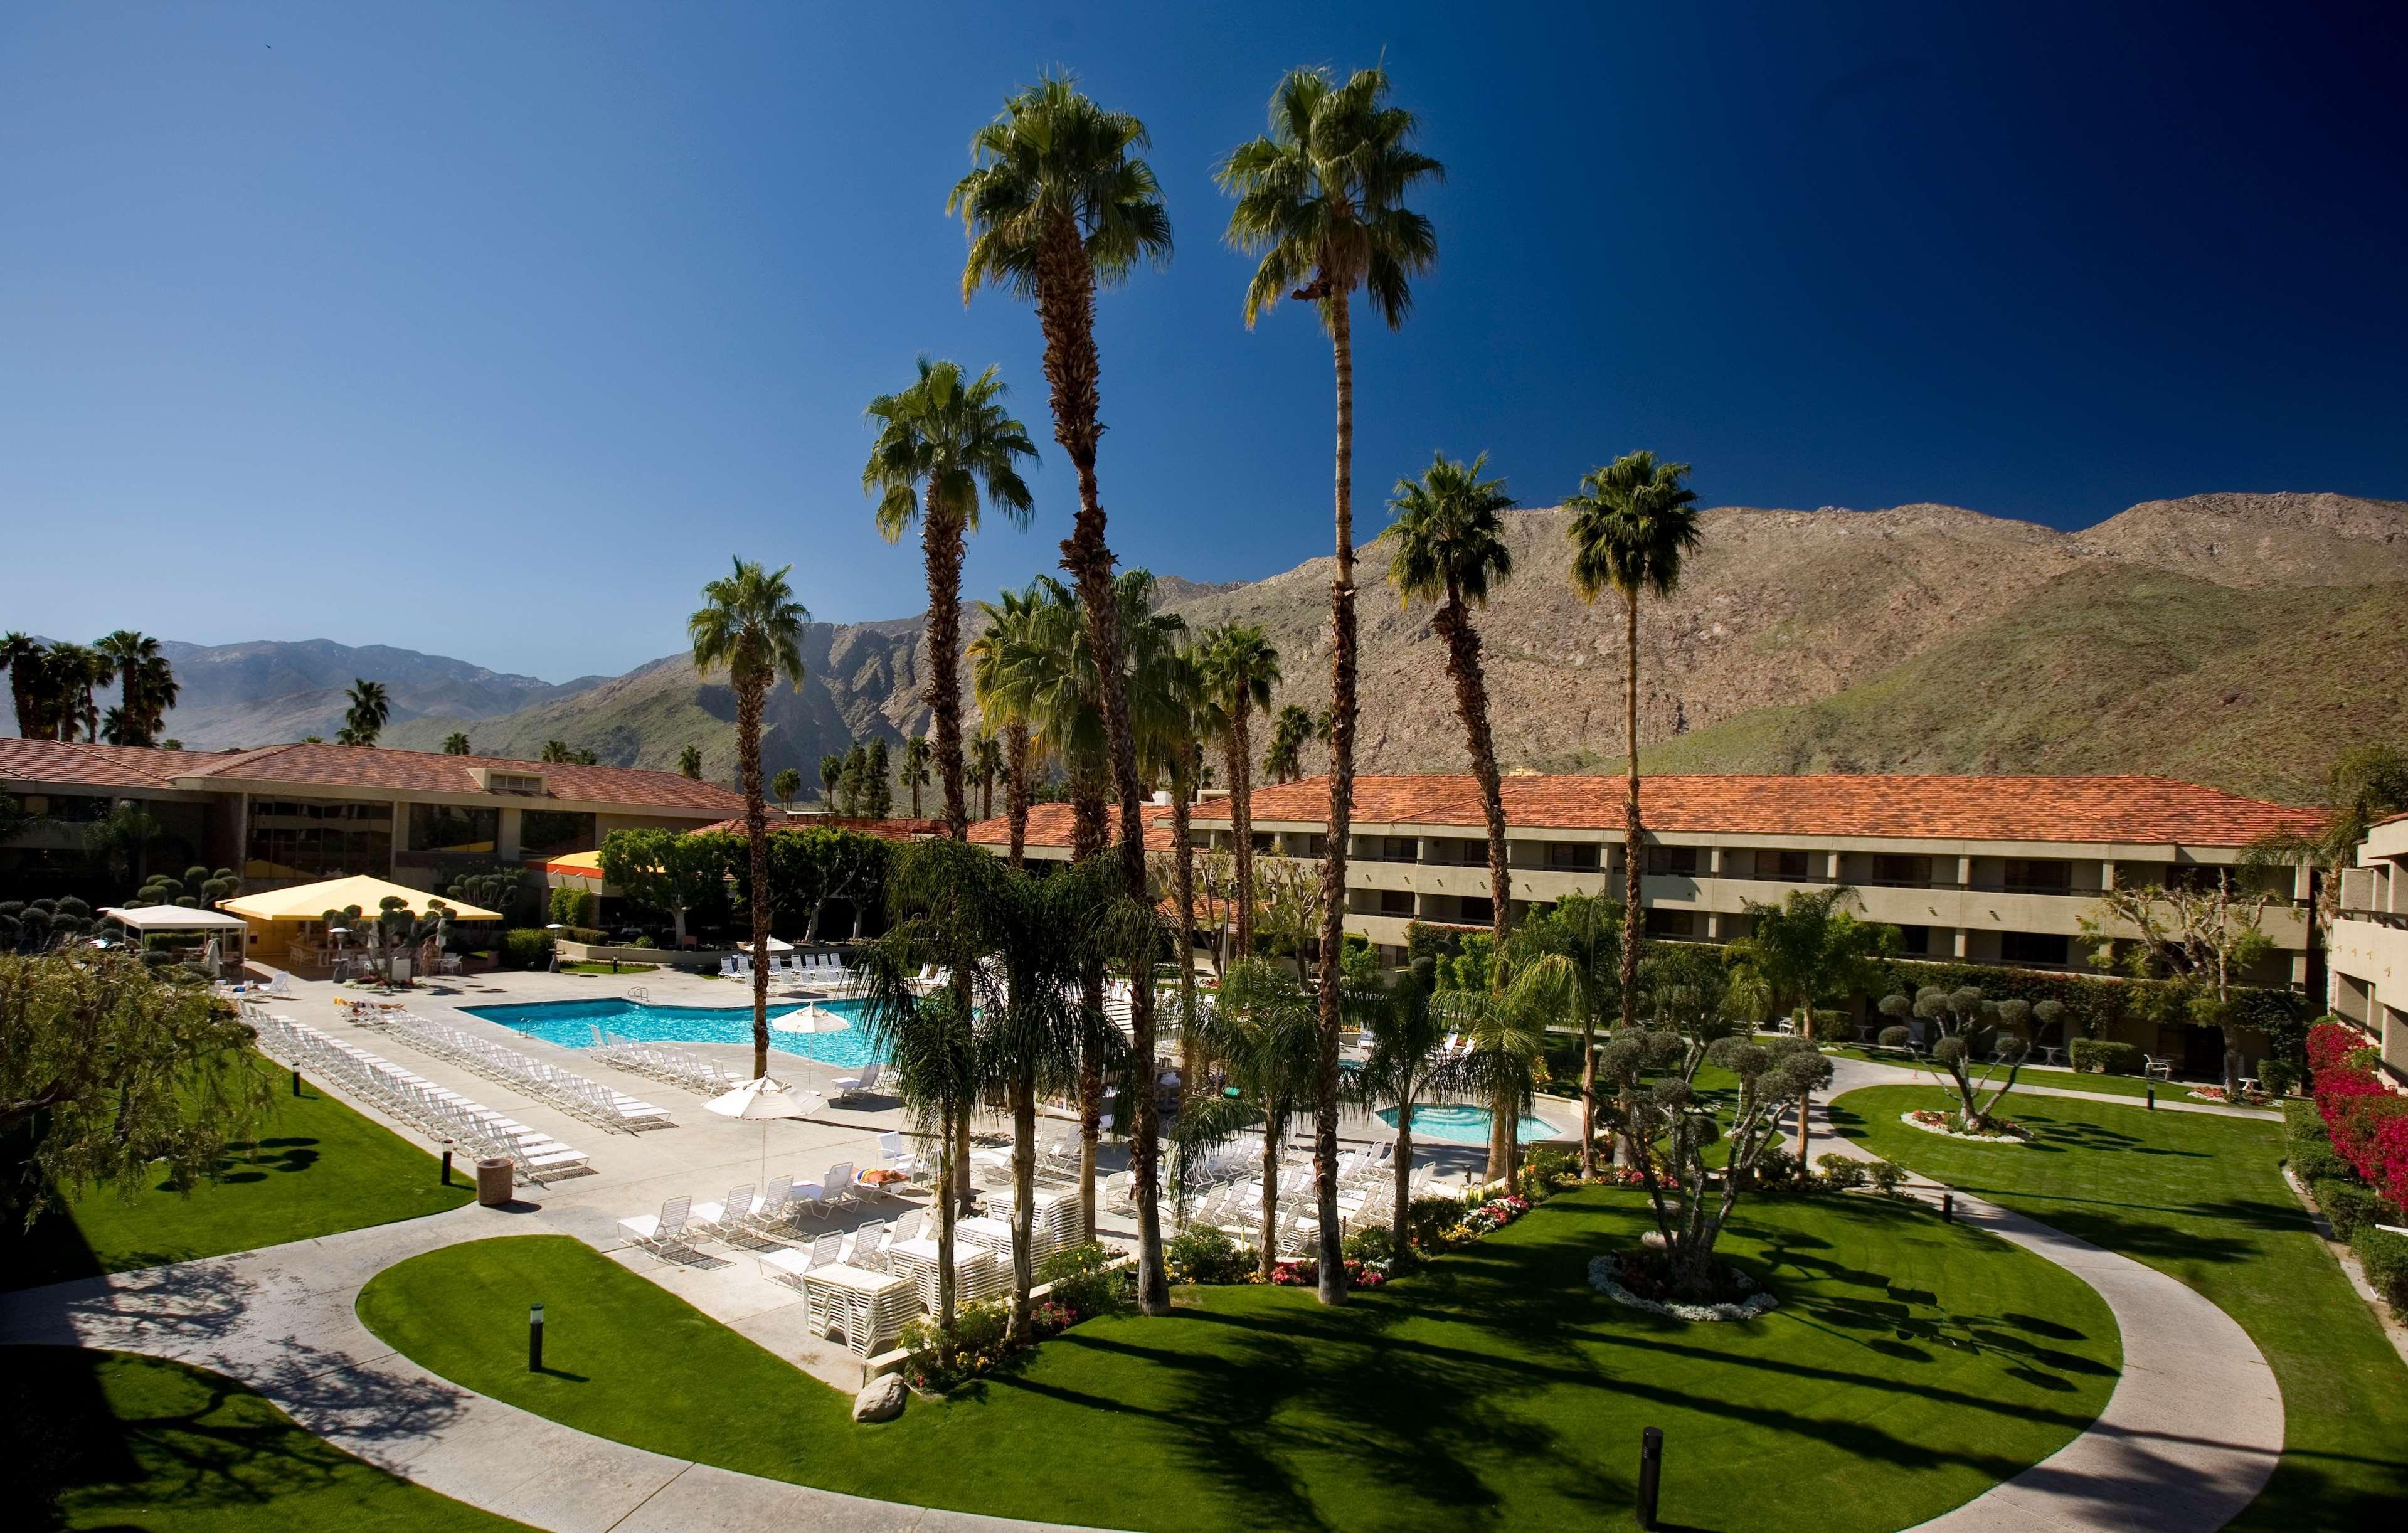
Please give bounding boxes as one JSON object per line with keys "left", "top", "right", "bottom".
{"left": 852, "top": 1372, "right": 907, "bottom": 1423}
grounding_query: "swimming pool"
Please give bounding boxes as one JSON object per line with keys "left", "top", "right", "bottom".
{"left": 1379, "top": 1104, "right": 1563, "bottom": 1145}
{"left": 460, "top": 997, "right": 883, "bottom": 1071}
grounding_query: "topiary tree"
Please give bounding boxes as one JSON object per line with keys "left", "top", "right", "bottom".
{"left": 1595, "top": 1031, "right": 1832, "bottom": 1298}
{"left": 1879, "top": 984, "right": 2061, "bottom": 1133}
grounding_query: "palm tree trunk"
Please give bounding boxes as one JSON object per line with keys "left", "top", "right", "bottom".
{"left": 1173, "top": 783, "right": 1199, "bottom": 1113}
{"left": 1004, "top": 721, "right": 1031, "bottom": 869}
{"left": 1487, "top": 1078, "right": 1513, "bottom": 1184}
{"left": 1392, "top": 1100, "right": 1416, "bottom": 1249}
{"left": 1434, "top": 586, "right": 1510, "bottom": 952}
{"left": 923, "top": 496, "right": 970, "bottom": 841}
{"left": 1007, "top": 1074, "right": 1036, "bottom": 1341}
{"left": 1228, "top": 717, "right": 1254, "bottom": 959}
{"left": 936, "top": 1101, "right": 958, "bottom": 1332}
{"left": 1579, "top": 1007, "right": 1599, "bottom": 1180}
{"left": 1260, "top": 1112, "right": 1282, "bottom": 1281}
{"left": 1616, "top": 586, "right": 1643, "bottom": 1168}
{"left": 1312, "top": 287, "right": 1357, "bottom": 1308}
{"left": 739, "top": 674, "right": 771, "bottom": 1079}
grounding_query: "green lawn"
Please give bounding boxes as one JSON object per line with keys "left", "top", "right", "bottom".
{"left": 560, "top": 961, "right": 657, "bottom": 975}
{"left": 1832, "top": 1084, "right": 2408, "bottom": 1527}
{"left": 1819, "top": 1046, "right": 2177, "bottom": 1100}
{"left": 2, "top": 1054, "right": 473, "bottom": 1292}
{"left": 8, "top": 1346, "right": 525, "bottom": 1532}
{"left": 359, "top": 1189, "right": 2118, "bottom": 1532}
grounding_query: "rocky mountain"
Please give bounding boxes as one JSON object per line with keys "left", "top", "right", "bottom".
{"left": 122, "top": 491, "right": 2408, "bottom": 805}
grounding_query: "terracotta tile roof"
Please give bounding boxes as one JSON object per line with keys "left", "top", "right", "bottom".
{"left": 0, "top": 738, "right": 187, "bottom": 789}
{"left": 692, "top": 814, "right": 942, "bottom": 843}
{"left": 1191, "top": 772, "right": 2324, "bottom": 849}
{"left": 0, "top": 736, "right": 741, "bottom": 814}
{"left": 965, "top": 801, "right": 1179, "bottom": 852}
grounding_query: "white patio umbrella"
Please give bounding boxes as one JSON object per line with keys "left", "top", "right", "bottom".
{"left": 770, "top": 1004, "right": 850, "bottom": 1034}
{"left": 704, "top": 1075, "right": 825, "bottom": 1184}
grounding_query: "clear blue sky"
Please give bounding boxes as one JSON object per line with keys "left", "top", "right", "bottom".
{"left": 4, "top": 3, "right": 2401, "bottom": 681}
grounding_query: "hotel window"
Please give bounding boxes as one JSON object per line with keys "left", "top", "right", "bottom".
{"left": 1646, "top": 846, "right": 1699, "bottom": 876}
{"left": 1894, "top": 923, "right": 1933, "bottom": 956}
{"left": 408, "top": 804, "right": 500, "bottom": 854}
{"left": 1773, "top": 849, "right": 1811, "bottom": 881}
{"left": 1379, "top": 836, "right": 1419, "bottom": 864}
{"left": 1456, "top": 895, "right": 1495, "bottom": 925}
{"left": 2000, "top": 931, "right": 2071, "bottom": 967}
{"left": 519, "top": 810, "right": 595, "bottom": 859}
{"left": 1644, "top": 908, "right": 1697, "bottom": 938}
{"left": 1379, "top": 889, "right": 1416, "bottom": 918}
{"left": 2002, "top": 859, "right": 2072, "bottom": 894}
{"left": 1545, "top": 842, "right": 1601, "bottom": 872}
{"left": 1872, "top": 854, "right": 1931, "bottom": 886}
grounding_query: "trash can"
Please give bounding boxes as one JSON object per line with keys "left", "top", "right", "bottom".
{"left": 476, "top": 1157, "right": 514, "bottom": 1207}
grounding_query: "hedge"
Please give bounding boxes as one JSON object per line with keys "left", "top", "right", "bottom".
{"left": 2069, "top": 1039, "right": 2144, "bottom": 1076}
{"left": 2316, "top": 1179, "right": 2393, "bottom": 1243}
{"left": 502, "top": 928, "right": 554, "bottom": 970}
{"left": 2354, "top": 1227, "right": 2408, "bottom": 1320}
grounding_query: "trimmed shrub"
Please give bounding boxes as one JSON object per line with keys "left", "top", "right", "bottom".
{"left": 1034, "top": 1241, "right": 1130, "bottom": 1320}
{"left": 1877, "top": 1024, "right": 1911, "bottom": 1049}
{"left": 1816, "top": 1153, "right": 1869, "bottom": 1189}
{"left": 2316, "top": 1179, "right": 2392, "bottom": 1243}
{"left": 2256, "top": 1059, "right": 2300, "bottom": 1098}
{"left": 1342, "top": 1225, "right": 1397, "bottom": 1265}
{"left": 502, "top": 928, "right": 553, "bottom": 970}
{"left": 1866, "top": 1160, "right": 1908, "bottom": 1196}
{"left": 1165, "top": 1225, "right": 1249, "bottom": 1286}
{"left": 2354, "top": 1227, "right": 2408, "bottom": 1321}
{"left": 2289, "top": 1139, "right": 2357, "bottom": 1188}
{"left": 2069, "top": 1039, "right": 2144, "bottom": 1076}
{"left": 1406, "top": 1194, "right": 1466, "bottom": 1248}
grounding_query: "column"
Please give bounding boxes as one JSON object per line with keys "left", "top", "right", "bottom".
{"left": 1956, "top": 855, "right": 1974, "bottom": 888}
{"left": 497, "top": 808, "right": 523, "bottom": 863}
{"left": 1952, "top": 928, "right": 1970, "bottom": 959}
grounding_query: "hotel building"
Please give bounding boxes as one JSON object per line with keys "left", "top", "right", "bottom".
{"left": 2329, "top": 810, "right": 2408, "bottom": 1084}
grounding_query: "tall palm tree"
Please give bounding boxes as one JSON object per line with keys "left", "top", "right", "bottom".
{"left": 1196, "top": 624, "right": 1281, "bottom": 962}
{"left": 676, "top": 742, "right": 701, "bottom": 777}
{"left": 771, "top": 767, "right": 802, "bottom": 814}
{"left": 818, "top": 753, "right": 844, "bottom": 805}
{"left": 1175, "top": 960, "right": 1327, "bottom": 1280}
{"left": 1263, "top": 703, "right": 1315, "bottom": 783}
{"left": 969, "top": 728, "right": 1003, "bottom": 822}
{"left": 45, "top": 642, "right": 104, "bottom": 741}
{"left": 968, "top": 583, "right": 1049, "bottom": 869}
{"left": 953, "top": 78, "right": 1174, "bottom": 1313}
{"left": 1433, "top": 953, "right": 1564, "bottom": 1185}
{"left": 133, "top": 654, "right": 178, "bottom": 742}
{"left": 3, "top": 634, "right": 43, "bottom": 739}
{"left": 1219, "top": 63, "right": 1441, "bottom": 1304}
{"left": 339, "top": 679, "right": 391, "bottom": 747}
{"left": 864, "top": 358, "right": 1038, "bottom": 841}
{"left": 1387, "top": 451, "right": 1517, "bottom": 951}
{"left": 443, "top": 731, "right": 473, "bottom": 756}
{"left": 95, "top": 631, "right": 161, "bottom": 746}
{"left": 689, "top": 558, "right": 809, "bottom": 1078}
{"left": 1567, "top": 451, "right": 1704, "bottom": 1090}
{"left": 1344, "top": 957, "right": 1448, "bottom": 1234}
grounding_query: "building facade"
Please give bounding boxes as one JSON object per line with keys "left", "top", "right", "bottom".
{"left": 2329, "top": 810, "right": 2408, "bottom": 1084}
{"left": 1, "top": 738, "right": 743, "bottom": 905}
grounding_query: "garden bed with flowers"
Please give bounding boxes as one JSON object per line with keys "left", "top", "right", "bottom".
{"left": 1902, "top": 1106, "right": 2028, "bottom": 1143}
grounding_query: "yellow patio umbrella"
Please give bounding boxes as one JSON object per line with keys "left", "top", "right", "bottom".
{"left": 219, "top": 875, "right": 505, "bottom": 923}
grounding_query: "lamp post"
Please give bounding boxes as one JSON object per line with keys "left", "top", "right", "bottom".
{"left": 1636, "top": 1425, "right": 1663, "bottom": 1529}
{"left": 529, "top": 1302, "right": 545, "bottom": 1372}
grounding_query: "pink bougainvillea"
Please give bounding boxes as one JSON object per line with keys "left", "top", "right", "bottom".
{"left": 2308, "top": 1020, "right": 2408, "bottom": 1216}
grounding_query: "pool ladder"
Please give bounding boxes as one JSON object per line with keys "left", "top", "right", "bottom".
{"left": 626, "top": 984, "right": 650, "bottom": 1005}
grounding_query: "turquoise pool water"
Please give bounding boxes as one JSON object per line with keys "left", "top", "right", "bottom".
{"left": 461, "top": 997, "right": 882, "bottom": 1070}
{"left": 1379, "top": 1104, "right": 1562, "bottom": 1145}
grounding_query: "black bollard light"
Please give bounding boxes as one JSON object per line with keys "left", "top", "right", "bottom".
{"left": 529, "top": 1302, "right": 545, "bottom": 1372}
{"left": 1636, "top": 1425, "right": 1663, "bottom": 1529}
{"left": 1942, "top": 1192, "right": 1955, "bottom": 1223}
{"left": 441, "top": 1148, "right": 453, "bottom": 1187}
{"left": 291, "top": 1067, "right": 302, "bottom": 1098}
{"left": 2146, "top": 1086, "right": 2155, "bottom": 1111}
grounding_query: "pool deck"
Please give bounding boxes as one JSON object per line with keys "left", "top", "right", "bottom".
{"left": 250, "top": 963, "right": 1489, "bottom": 1389}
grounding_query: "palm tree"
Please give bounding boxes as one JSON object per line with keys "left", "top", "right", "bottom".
{"left": 1175, "top": 960, "right": 1328, "bottom": 1280}
{"left": 133, "top": 654, "right": 178, "bottom": 742}
{"left": 818, "top": 753, "right": 844, "bottom": 805}
{"left": 1345, "top": 958, "right": 1450, "bottom": 1236}
{"left": 689, "top": 558, "right": 810, "bottom": 1079}
{"left": 1387, "top": 451, "right": 1517, "bottom": 950}
{"left": 1432, "top": 953, "right": 1563, "bottom": 1184}
{"left": 676, "top": 742, "right": 702, "bottom": 778}
{"left": 857, "top": 839, "right": 999, "bottom": 1336}
{"left": 1196, "top": 625, "right": 1281, "bottom": 962}
{"left": 864, "top": 358, "right": 1038, "bottom": 841}
{"left": 899, "top": 736, "right": 933, "bottom": 819}
{"left": 1221, "top": 63, "right": 1441, "bottom": 1305}
{"left": 1727, "top": 885, "right": 1899, "bottom": 1159}
{"left": 3, "top": 634, "right": 43, "bottom": 738}
{"left": 953, "top": 79, "right": 1174, "bottom": 1312}
{"left": 1263, "top": 703, "right": 1315, "bottom": 783}
{"left": 1514, "top": 891, "right": 1621, "bottom": 1177}
{"left": 339, "top": 679, "right": 391, "bottom": 746}
{"left": 95, "top": 632, "right": 161, "bottom": 746}
{"left": 1567, "top": 451, "right": 1704, "bottom": 1083}
{"left": 45, "top": 642, "right": 104, "bottom": 741}
{"left": 443, "top": 732, "right": 472, "bottom": 756}
{"left": 969, "top": 728, "right": 1003, "bottom": 822}
{"left": 969, "top": 583, "right": 1049, "bottom": 869}
{"left": 771, "top": 767, "right": 802, "bottom": 814}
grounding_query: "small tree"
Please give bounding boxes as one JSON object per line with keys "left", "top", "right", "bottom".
{"left": 1728, "top": 885, "right": 1899, "bottom": 1159}
{"left": 1598, "top": 1031, "right": 1830, "bottom": 1299}
{"left": 770, "top": 767, "right": 802, "bottom": 814}
{"left": 1251, "top": 851, "right": 1327, "bottom": 979}
{"left": 677, "top": 743, "right": 704, "bottom": 780}
{"left": 1878, "top": 985, "right": 2061, "bottom": 1132}
{"left": 1175, "top": 960, "right": 1327, "bottom": 1280}
{"left": 817, "top": 753, "right": 843, "bottom": 804}
{"left": 598, "top": 827, "right": 729, "bottom": 948}
{"left": 1, "top": 952, "right": 272, "bottom": 1216}
{"left": 442, "top": 731, "right": 472, "bottom": 755}
{"left": 2081, "top": 874, "right": 2276, "bottom": 1096}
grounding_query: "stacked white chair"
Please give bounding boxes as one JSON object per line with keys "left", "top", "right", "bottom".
{"left": 371, "top": 1010, "right": 672, "bottom": 1133}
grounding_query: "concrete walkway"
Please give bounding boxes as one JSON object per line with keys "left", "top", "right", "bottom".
{"left": 1810, "top": 1055, "right": 2286, "bottom": 1530}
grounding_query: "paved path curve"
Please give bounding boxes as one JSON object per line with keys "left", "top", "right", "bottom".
{"left": 2, "top": 1054, "right": 2284, "bottom": 1532}
{"left": 1815, "top": 1055, "right": 2286, "bottom": 1530}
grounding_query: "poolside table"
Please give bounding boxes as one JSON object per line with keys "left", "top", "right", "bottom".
{"left": 798, "top": 1263, "right": 916, "bottom": 1356}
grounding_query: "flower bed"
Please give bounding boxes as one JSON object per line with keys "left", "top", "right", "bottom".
{"left": 1588, "top": 1251, "right": 1779, "bottom": 1323}
{"left": 2307, "top": 1019, "right": 2408, "bottom": 1214}
{"left": 2187, "top": 1085, "right": 2271, "bottom": 1106}
{"left": 1901, "top": 1108, "right": 2027, "bottom": 1143}
{"left": 1268, "top": 1258, "right": 1388, "bottom": 1290}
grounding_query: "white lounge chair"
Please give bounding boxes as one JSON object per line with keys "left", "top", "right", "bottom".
{"left": 876, "top": 1130, "right": 930, "bottom": 1180}
{"left": 830, "top": 1061, "right": 883, "bottom": 1103}
{"left": 690, "top": 1184, "right": 755, "bottom": 1238}
{"left": 618, "top": 1195, "right": 693, "bottom": 1257}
